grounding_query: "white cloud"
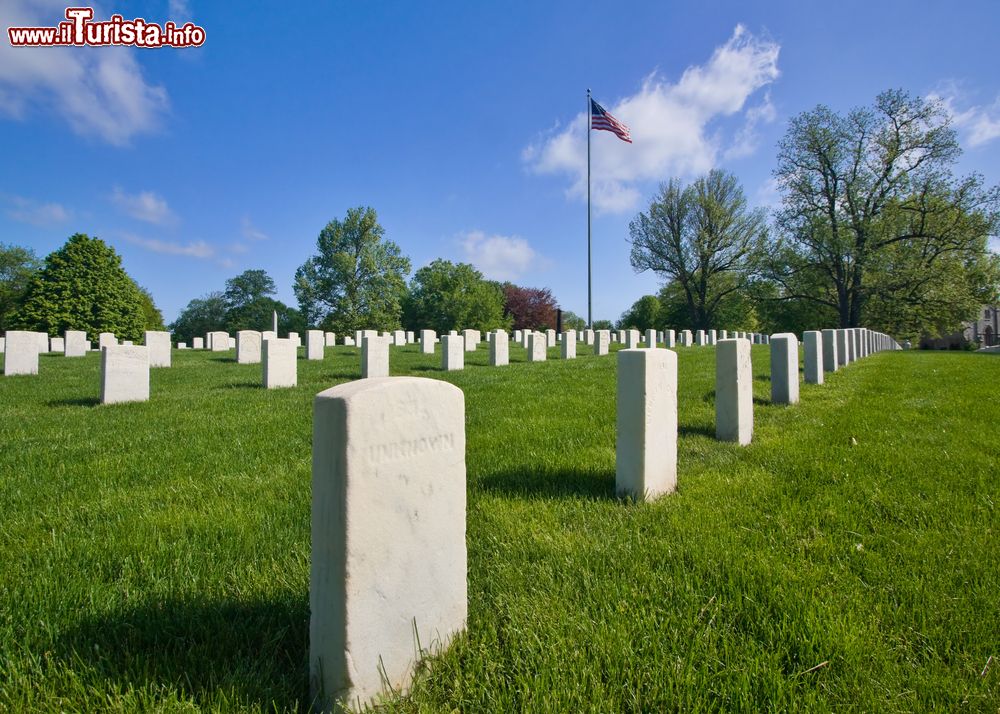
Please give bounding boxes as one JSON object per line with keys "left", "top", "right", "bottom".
{"left": 929, "top": 87, "right": 1000, "bottom": 148}
{"left": 123, "top": 233, "right": 213, "bottom": 258}
{"left": 0, "top": 0, "right": 169, "bottom": 145}
{"left": 4, "top": 195, "right": 70, "bottom": 225}
{"left": 459, "top": 231, "right": 546, "bottom": 281}
{"left": 525, "top": 25, "right": 780, "bottom": 214}
{"left": 724, "top": 92, "right": 777, "bottom": 160}
{"left": 241, "top": 217, "right": 268, "bottom": 241}
{"left": 753, "top": 176, "right": 783, "bottom": 211}
{"left": 111, "top": 187, "right": 175, "bottom": 224}
{"left": 168, "top": 0, "right": 191, "bottom": 20}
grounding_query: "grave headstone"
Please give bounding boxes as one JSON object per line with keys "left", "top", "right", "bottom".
{"left": 420, "top": 329, "right": 436, "bottom": 354}
{"left": 98, "top": 332, "right": 117, "bottom": 350}
{"left": 361, "top": 335, "right": 391, "bottom": 378}
{"left": 263, "top": 337, "right": 297, "bottom": 388}
{"left": 716, "top": 338, "right": 752, "bottom": 445}
{"left": 822, "top": 329, "right": 838, "bottom": 372}
{"left": 3, "top": 331, "right": 39, "bottom": 375}
{"left": 325, "top": 332, "right": 337, "bottom": 347}
{"left": 528, "top": 332, "right": 547, "bottom": 362}
{"left": 209, "top": 331, "right": 229, "bottom": 352}
{"left": 289, "top": 331, "right": 301, "bottom": 348}
{"left": 237, "top": 330, "right": 263, "bottom": 364}
{"left": 664, "top": 329, "right": 676, "bottom": 348}
{"left": 310, "top": 377, "right": 466, "bottom": 711}
{"left": 626, "top": 329, "right": 640, "bottom": 349}
{"left": 616, "top": 348, "right": 677, "bottom": 500}
{"left": 100, "top": 345, "right": 149, "bottom": 404}
{"left": 193, "top": 337, "right": 204, "bottom": 349}
{"left": 489, "top": 330, "right": 509, "bottom": 366}
{"left": 561, "top": 330, "right": 576, "bottom": 359}
{"left": 144, "top": 331, "right": 171, "bottom": 368}
{"left": 307, "top": 330, "right": 325, "bottom": 360}
{"left": 696, "top": 330, "right": 706, "bottom": 346}
{"left": 343, "top": 337, "right": 355, "bottom": 346}
{"left": 803, "top": 331, "right": 823, "bottom": 385}
{"left": 64, "top": 330, "right": 88, "bottom": 357}
{"left": 836, "top": 329, "right": 850, "bottom": 366}
{"left": 770, "top": 333, "right": 800, "bottom": 405}
{"left": 594, "top": 330, "right": 610, "bottom": 356}
{"left": 546, "top": 329, "right": 556, "bottom": 348}
{"left": 49, "top": 336, "right": 64, "bottom": 353}
{"left": 393, "top": 330, "right": 406, "bottom": 347}
{"left": 442, "top": 334, "right": 464, "bottom": 371}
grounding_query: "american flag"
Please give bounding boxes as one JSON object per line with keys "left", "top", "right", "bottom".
{"left": 590, "top": 99, "right": 632, "bottom": 143}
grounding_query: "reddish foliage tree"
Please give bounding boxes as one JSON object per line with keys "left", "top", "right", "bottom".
{"left": 503, "top": 283, "right": 558, "bottom": 330}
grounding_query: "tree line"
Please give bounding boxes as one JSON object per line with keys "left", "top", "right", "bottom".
{"left": 3, "top": 90, "right": 997, "bottom": 343}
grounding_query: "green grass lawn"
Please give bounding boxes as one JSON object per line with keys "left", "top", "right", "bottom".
{"left": 0, "top": 342, "right": 997, "bottom": 712}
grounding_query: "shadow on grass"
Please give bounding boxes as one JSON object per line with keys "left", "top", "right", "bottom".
{"left": 679, "top": 423, "right": 716, "bottom": 438}
{"left": 478, "top": 467, "right": 616, "bottom": 501}
{"left": 47, "top": 396, "right": 100, "bottom": 408}
{"left": 56, "top": 594, "right": 310, "bottom": 710}
{"left": 214, "top": 380, "right": 261, "bottom": 390}
{"left": 208, "top": 356, "right": 238, "bottom": 363}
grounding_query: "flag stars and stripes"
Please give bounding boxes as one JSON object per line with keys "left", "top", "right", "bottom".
{"left": 590, "top": 99, "right": 632, "bottom": 143}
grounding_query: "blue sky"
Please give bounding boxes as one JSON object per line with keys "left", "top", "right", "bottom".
{"left": 2, "top": 0, "right": 999, "bottom": 324}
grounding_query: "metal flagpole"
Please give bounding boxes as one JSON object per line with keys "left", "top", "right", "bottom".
{"left": 587, "top": 88, "right": 592, "bottom": 329}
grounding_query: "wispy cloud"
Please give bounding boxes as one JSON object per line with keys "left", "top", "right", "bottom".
{"left": 928, "top": 85, "right": 1000, "bottom": 148}
{"left": 123, "top": 233, "right": 213, "bottom": 258}
{"left": 459, "top": 231, "right": 547, "bottom": 281}
{"left": 111, "top": 187, "right": 175, "bottom": 224}
{"left": 241, "top": 217, "right": 268, "bottom": 241}
{"left": 524, "top": 25, "right": 780, "bottom": 214}
{"left": 4, "top": 194, "right": 70, "bottom": 225}
{"left": 167, "top": 0, "right": 191, "bottom": 20}
{"left": 0, "top": 1, "right": 169, "bottom": 146}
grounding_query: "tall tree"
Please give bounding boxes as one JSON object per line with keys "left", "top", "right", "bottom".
{"left": 502, "top": 283, "right": 558, "bottom": 330}
{"left": 0, "top": 243, "right": 41, "bottom": 332}
{"left": 16, "top": 234, "right": 145, "bottom": 340}
{"left": 629, "top": 169, "right": 767, "bottom": 330}
{"left": 402, "top": 259, "right": 511, "bottom": 333}
{"left": 770, "top": 89, "right": 1000, "bottom": 332}
{"left": 168, "top": 292, "right": 228, "bottom": 342}
{"left": 617, "top": 295, "right": 662, "bottom": 330}
{"left": 293, "top": 207, "right": 411, "bottom": 332}
{"left": 223, "top": 269, "right": 278, "bottom": 331}
{"left": 136, "top": 285, "right": 165, "bottom": 331}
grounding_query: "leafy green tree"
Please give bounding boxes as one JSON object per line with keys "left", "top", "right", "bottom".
{"left": 617, "top": 295, "right": 662, "bottom": 330}
{"left": 223, "top": 269, "right": 279, "bottom": 331}
{"left": 0, "top": 243, "right": 41, "bottom": 332}
{"left": 402, "top": 259, "right": 510, "bottom": 333}
{"left": 16, "top": 234, "right": 145, "bottom": 340}
{"left": 168, "top": 292, "right": 228, "bottom": 343}
{"left": 560, "top": 310, "right": 587, "bottom": 331}
{"left": 656, "top": 277, "right": 760, "bottom": 332}
{"left": 592, "top": 319, "right": 614, "bottom": 330}
{"left": 136, "top": 285, "right": 165, "bottom": 331}
{"left": 629, "top": 169, "right": 767, "bottom": 331}
{"left": 294, "top": 207, "right": 411, "bottom": 332}
{"left": 770, "top": 89, "right": 1000, "bottom": 332}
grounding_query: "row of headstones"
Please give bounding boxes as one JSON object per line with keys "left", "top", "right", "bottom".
{"left": 1, "top": 331, "right": 175, "bottom": 405}
{"left": 307, "top": 327, "right": 899, "bottom": 711}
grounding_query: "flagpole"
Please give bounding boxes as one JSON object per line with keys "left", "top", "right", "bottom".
{"left": 587, "top": 88, "right": 592, "bottom": 330}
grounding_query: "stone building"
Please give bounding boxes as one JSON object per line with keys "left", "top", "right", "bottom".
{"left": 920, "top": 305, "right": 1000, "bottom": 349}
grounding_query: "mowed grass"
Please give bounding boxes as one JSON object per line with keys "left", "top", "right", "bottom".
{"left": 0, "top": 342, "right": 997, "bottom": 712}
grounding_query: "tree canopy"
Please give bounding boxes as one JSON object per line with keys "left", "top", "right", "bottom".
{"left": 503, "top": 284, "right": 558, "bottom": 330}
{"left": 0, "top": 243, "right": 41, "bottom": 332}
{"left": 294, "top": 207, "right": 411, "bottom": 333}
{"left": 16, "top": 234, "right": 146, "bottom": 340}
{"left": 629, "top": 169, "right": 766, "bottom": 331}
{"left": 403, "top": 259, "right": 510, "bottom": 333}
{"left": 769, "top": 89, "right": 1000, "bottom": 336}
